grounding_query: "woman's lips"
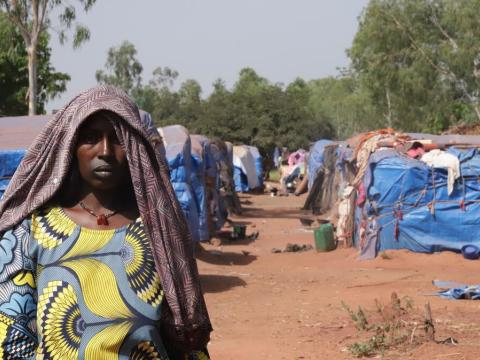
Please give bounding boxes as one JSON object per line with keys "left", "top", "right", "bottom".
{"left": 93, "top": 165, "right": 114, "bottom": 178}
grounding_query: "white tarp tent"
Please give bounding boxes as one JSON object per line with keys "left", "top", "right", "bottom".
{"left": 233, "top": 145, "right": 260, "bottom": 189}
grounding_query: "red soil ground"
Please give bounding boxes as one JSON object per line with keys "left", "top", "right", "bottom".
{"left": 197, "top": 191, "right": 480, "bottom": 360}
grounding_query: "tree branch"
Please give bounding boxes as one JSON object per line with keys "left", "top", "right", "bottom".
{"left": 2, "top": 0, "right": 31, "bottom": 45}
{"left": 37, "top": 0, "right": 49, "bottom": 34}
{"left": 429, "top": 13, "right": 459, "bottom": 52}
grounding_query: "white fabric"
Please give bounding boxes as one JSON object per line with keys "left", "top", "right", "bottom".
{"left": 336, "top": 186, "right": 355, "bottom": 241}
{"left": 233, "top": 145, "right": 259, "bottom": 189}
{"left": 421, "top": 149, "right": 460, "bottom": 195}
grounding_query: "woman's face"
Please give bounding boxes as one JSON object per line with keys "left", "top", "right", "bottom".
{"left": 75, "top": 113, "right": 128, "bottom": 191}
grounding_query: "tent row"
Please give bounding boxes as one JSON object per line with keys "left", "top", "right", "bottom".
{"left": 0, "top": 112, "right": 265, "bottom": 244}
{"left": 304, "top": 130, "right": 480, "bottom": 259}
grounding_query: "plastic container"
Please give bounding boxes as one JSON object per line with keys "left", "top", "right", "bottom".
{"left": 232, "top": 225, "right": 246, "bottom": 239}
{"left": 461, "top": 245, "right": 480, "bottom": 260}
{"left": 314, "top": 223, "right": 336, "bottom": 252}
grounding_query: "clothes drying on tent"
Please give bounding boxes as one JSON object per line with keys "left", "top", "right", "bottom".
{"left": 356, "top": 147, "right": 480, "bottom": 259}
{"left": 159, "top": 125, "right": 200, "bottom": 243}
{"left": 288, "top": 149, "right": 307, "bottom": 167}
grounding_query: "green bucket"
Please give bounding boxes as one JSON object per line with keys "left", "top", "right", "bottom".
{"left": 314, "top": 223, "right": 335, "bottom": 252}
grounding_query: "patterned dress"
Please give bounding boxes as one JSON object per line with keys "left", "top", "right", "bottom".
{"left": 0, "top": 207, "right": 209, "bottom": 360}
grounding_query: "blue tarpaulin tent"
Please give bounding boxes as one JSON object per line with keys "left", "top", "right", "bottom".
{"left": 357, "top": 147, "right": 480, "bottom": 258}
{"left": 159, "top": 125, "right": 200, "bottom": 242}
{"left": 246, "top": 146, "right": 263, "bottom": 189}
{"left": 233, "top": 145, "right": 263, "bottom": 192}
{"left": 0, "top": 150, "right": 25, "bottom": 198}
{"left": 307, "top": 140, "right": 333, "bottom": 190}
{"left": 0, "top": 115, "right": 51, "bottom": 198}
{"left": 191, "top": 135, "right": 212, "bottom": 241}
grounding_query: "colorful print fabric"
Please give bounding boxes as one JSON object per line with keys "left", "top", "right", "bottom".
{"left": 0, "top": 207, "right": 209, "bottom": 359}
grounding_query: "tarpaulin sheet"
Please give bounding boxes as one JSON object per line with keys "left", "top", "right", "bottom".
{"left": 308, "top": 140, "right": 332, "bottom": 190}
{"left": 0, "top": 150, "right": 25, "bottom": 198}
{"left": 160, "top": 125, "right": 200, "bottom": 242}
{"left": 233, "top": 145, "right": 259, "bottom": 191}
{"left": 234, "top": 166, "right": 249, "bottom": 193}
{"left": 190, "top": 135, "right": 211, "bottom": 241}
{"left": 246, "top": 146, "right": 263, "bottom": 188}
{"left": 357, "top": 148, "right": 480, "bottom": 255}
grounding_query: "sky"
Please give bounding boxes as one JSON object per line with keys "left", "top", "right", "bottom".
{"left": 47, "top": 0, "right": 370, "bottom": 111}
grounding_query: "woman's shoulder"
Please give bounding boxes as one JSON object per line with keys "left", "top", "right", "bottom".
{"left": 30, "top": 205, "right": 77, "bottom": 236}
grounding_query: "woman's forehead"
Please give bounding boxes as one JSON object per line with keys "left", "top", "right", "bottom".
{"left": 80, "top": 112, "right": 118, "bottom": 131}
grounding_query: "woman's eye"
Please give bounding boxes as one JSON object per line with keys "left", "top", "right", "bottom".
{"left": 110, "top": 135, "right": 121, "bottom": 145}
{"left": 79, "top": 133, "right": 100, "bottom": 144}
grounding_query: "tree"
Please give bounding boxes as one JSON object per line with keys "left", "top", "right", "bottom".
{"left": 0, "top": 11, "right": 69, "bottom": 115}
{"left": 348, "top": 0, "right": 480, "bottom": 133}
{"left": 96, "top": 41, "right": 143, "bottom": 96}
{"left": 0, "top": 0, "right": 96, "bottom": 115}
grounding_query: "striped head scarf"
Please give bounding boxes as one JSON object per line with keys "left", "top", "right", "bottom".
{"left": 0, "top": 85, "right": 212, "bottom": 351}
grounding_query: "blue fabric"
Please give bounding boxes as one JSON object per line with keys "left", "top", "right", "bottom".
{"left": 234, "top": 166, "right": 249, "bottom": 193}
{"left": 0, "top": 150, "right": 26, "bottom": 198}
{"left": 357, "top": 148, "right": 480, "bottom": 255}
{"left": 433, "top": 280, "right": 480, "bottom": 300}
{"left": 191, "top": 137, "right": 224, "bottom": 240}
{"left": 273, "top": 147, "right": 280, "bottom": 168}
{"left": 307, "top": 140, "right": 333, "bottom": 190}
{"left": 251, "top": 151, "right": 263, "bottom": 188}
{"left": 191, "top": 154, "right": 209, "bottom": 241}
{"left": 163, "top": 140, "right": 200, "bottom": 243}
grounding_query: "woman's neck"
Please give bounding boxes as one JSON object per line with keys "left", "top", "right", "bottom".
{"left": 78, "top": 189, "right": 120, "bottom": 213}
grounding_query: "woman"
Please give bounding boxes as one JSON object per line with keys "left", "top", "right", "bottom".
{"left": 0, "top": 85, "right": 212, "bottom": 359}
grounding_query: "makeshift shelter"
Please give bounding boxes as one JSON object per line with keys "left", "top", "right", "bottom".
{"left": 303, "top": 140, "right": 342, "bottom": 215}
{"left": 0, "top": 115, "right": 51, "bottom": 197}
{"left": 246, "top": 145, "right": 264, "bottom": 189}
{"left": 288, "top": 149, "right": 307, "bottom": 167}
{"left": 357, "top": 144, "right": 480, "bottom": 259}
{"left": 191, "top": 134, "right": 222, "bottom": 241}
{"left": 319, "top": 129, "right": 480, "bottom": 258}
{"left": 210, "top": 139, "right": 241, "bottom": 215}
{"left": 233, "top": 145, "right": 262, "bottom": 192}
{"left": 159, "top": 125, "right": 200, "bottom": 242}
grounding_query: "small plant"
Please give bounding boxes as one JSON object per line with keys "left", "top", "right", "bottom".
{"left": 341, "top": 301, "right": 369, "bottom": 331}
{"left": 342, "top": 293, "right": 429, "bottom": 358}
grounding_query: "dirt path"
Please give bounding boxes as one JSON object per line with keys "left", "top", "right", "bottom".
{"left": 198, "top": 192, "right": 480, "bottom": 359}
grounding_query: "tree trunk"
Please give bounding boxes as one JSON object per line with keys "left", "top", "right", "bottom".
{"left": 27, "top": 43, "right": 38, "bottom": 115}
{"left": 385, "top": 87, "right": 393, "bottom": 127}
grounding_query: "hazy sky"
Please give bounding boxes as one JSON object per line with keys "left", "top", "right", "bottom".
{"left": 47, "top": 0, "right": 369, "bottom": 111}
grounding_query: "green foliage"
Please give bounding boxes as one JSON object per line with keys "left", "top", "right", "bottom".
{"left": 0, "top": 12, "right": 69, "bottom": 115}
{"left": 95, "top": 43, "right": 335, "bottom": 159}
{"left": 96, "top": 41, "right": 143, "bottom": 96}
{"left": 0, "top": 0, "right": 97, "bottom": 114}
{"left": 347, "top": 0, "right": 480, "bottom": 133}
{"left": 343, "top": 294, "right": 425, "bottom": 358}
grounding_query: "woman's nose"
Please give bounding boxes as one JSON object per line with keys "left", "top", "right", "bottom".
{"left": 99, "top": 135, "right": 113, "bottom": 157}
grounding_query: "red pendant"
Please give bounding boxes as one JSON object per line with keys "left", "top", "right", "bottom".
{"left": 97, "top": 214, "right": 109, "bottom": 226}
